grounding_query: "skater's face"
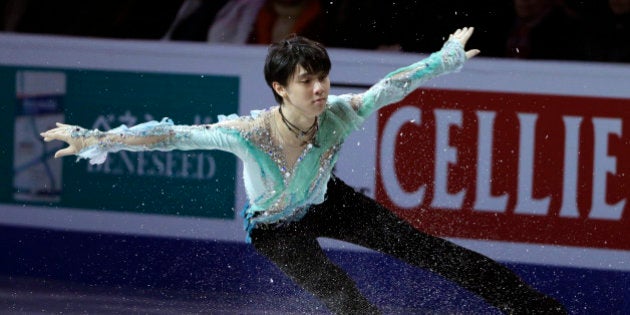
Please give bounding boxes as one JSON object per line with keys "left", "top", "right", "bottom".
{"left": 264, "top": 36, "right": 330, "bottom": 104}
{"left": 273, "top": 65, "right": 329, "bottom": 118}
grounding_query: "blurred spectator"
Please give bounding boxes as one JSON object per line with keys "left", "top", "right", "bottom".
{"left": 319, "top": 0, "right": 385, "bottom": 50}
{"left": 382, "top": 1, "right": 475, "bottom": 54}
{"left": 378, "top": 1, "right": 515, "bottom": 57}
{"left": 163, "top": 0, "right": 231, "bottom": 42}
{"left": 164, "top": 0, "right": 385, "bottom": 49}
{"left": 2, "top": 0, "right": 628, "bottom": 63}
{"left": 584, "top": 0, "right": 630, "bottom": 62}
{"left": 1, "top": 0, "right": 28, "bottom": 31}
{"left": 260, "top": 0, "right": 320, "bottom": 44}
{"left": 0, "top": 0, "right": 182, "bottom": 39}
{"left": 505, "top": 0, "right": 586, "bottom": 60}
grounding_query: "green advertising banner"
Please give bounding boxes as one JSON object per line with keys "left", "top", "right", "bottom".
{"left": 2, "top": 66, "right": 239, "bottom": 219}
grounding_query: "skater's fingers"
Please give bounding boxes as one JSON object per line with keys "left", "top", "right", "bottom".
{"left": 54, "top": 146, "right": 76, "bottom": 158}
{"left": 41, "top": 124, "right": 73, "bottom": 141}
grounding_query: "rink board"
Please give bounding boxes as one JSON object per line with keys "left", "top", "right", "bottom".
{"left": 1, "top": 34, "right": 630, "bottom": 313}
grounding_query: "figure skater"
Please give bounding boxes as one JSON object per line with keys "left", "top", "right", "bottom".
{"left": 41, "top": 27, "right": 566, "bottom": 314}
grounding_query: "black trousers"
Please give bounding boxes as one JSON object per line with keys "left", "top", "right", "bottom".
{"left": 250, "top": 176, "right": 566, "bottom": 315}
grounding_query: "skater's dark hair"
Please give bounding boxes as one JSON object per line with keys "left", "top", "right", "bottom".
{"left": 264, "top": 34, "right": 331, "bottom": 104}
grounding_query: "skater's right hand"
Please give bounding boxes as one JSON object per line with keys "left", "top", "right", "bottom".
{"left": 40, "top": 123, "right": 93, "bottom": 158}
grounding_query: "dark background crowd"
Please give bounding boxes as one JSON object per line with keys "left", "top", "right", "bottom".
{"left": 1, "top": 0, "right": 628, "bottom": 63}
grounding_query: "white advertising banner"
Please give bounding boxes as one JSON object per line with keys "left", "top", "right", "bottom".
{"left": 1, "top": 33, "right": 629, "bottom": 271}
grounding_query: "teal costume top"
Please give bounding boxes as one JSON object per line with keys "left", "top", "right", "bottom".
{"left": 76, "top": 40, "right": 466, "bottom": 237}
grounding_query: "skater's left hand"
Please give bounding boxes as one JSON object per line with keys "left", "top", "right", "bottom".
{"left": 449, "top": 27, "right": 480, "bottom": 59}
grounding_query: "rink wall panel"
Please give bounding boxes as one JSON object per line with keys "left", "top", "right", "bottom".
{"left": 1, "top": 34, "right": 630, "bottom": 313}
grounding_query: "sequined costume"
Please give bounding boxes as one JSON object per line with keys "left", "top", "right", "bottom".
{"left": 76, "top": 39, "right": 465, "bottom": 236}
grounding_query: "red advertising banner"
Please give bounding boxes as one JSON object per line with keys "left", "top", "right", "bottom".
{"left": 376, "top": 89, "right": 630, "bottom": 250}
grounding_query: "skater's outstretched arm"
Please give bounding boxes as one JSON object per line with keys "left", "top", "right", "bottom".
{"left": 40, "top": 122, "right": 167, "bottom": 158}
{"left": 350, "top": 27, "right": 480, "bottom": 118}
{"left": 40, "top": 117, "right": 247, "bottom": 165}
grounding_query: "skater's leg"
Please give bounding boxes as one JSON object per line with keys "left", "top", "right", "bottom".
{"left": 250, "top": 226, "right": 380, "bottom": 315}
{"left": 317, "top": 177, "right": 566, "bottom": 314}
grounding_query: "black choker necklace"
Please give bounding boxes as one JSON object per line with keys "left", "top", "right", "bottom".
{"left": 278, "top": 106, "right": 318, "bottom": 143}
